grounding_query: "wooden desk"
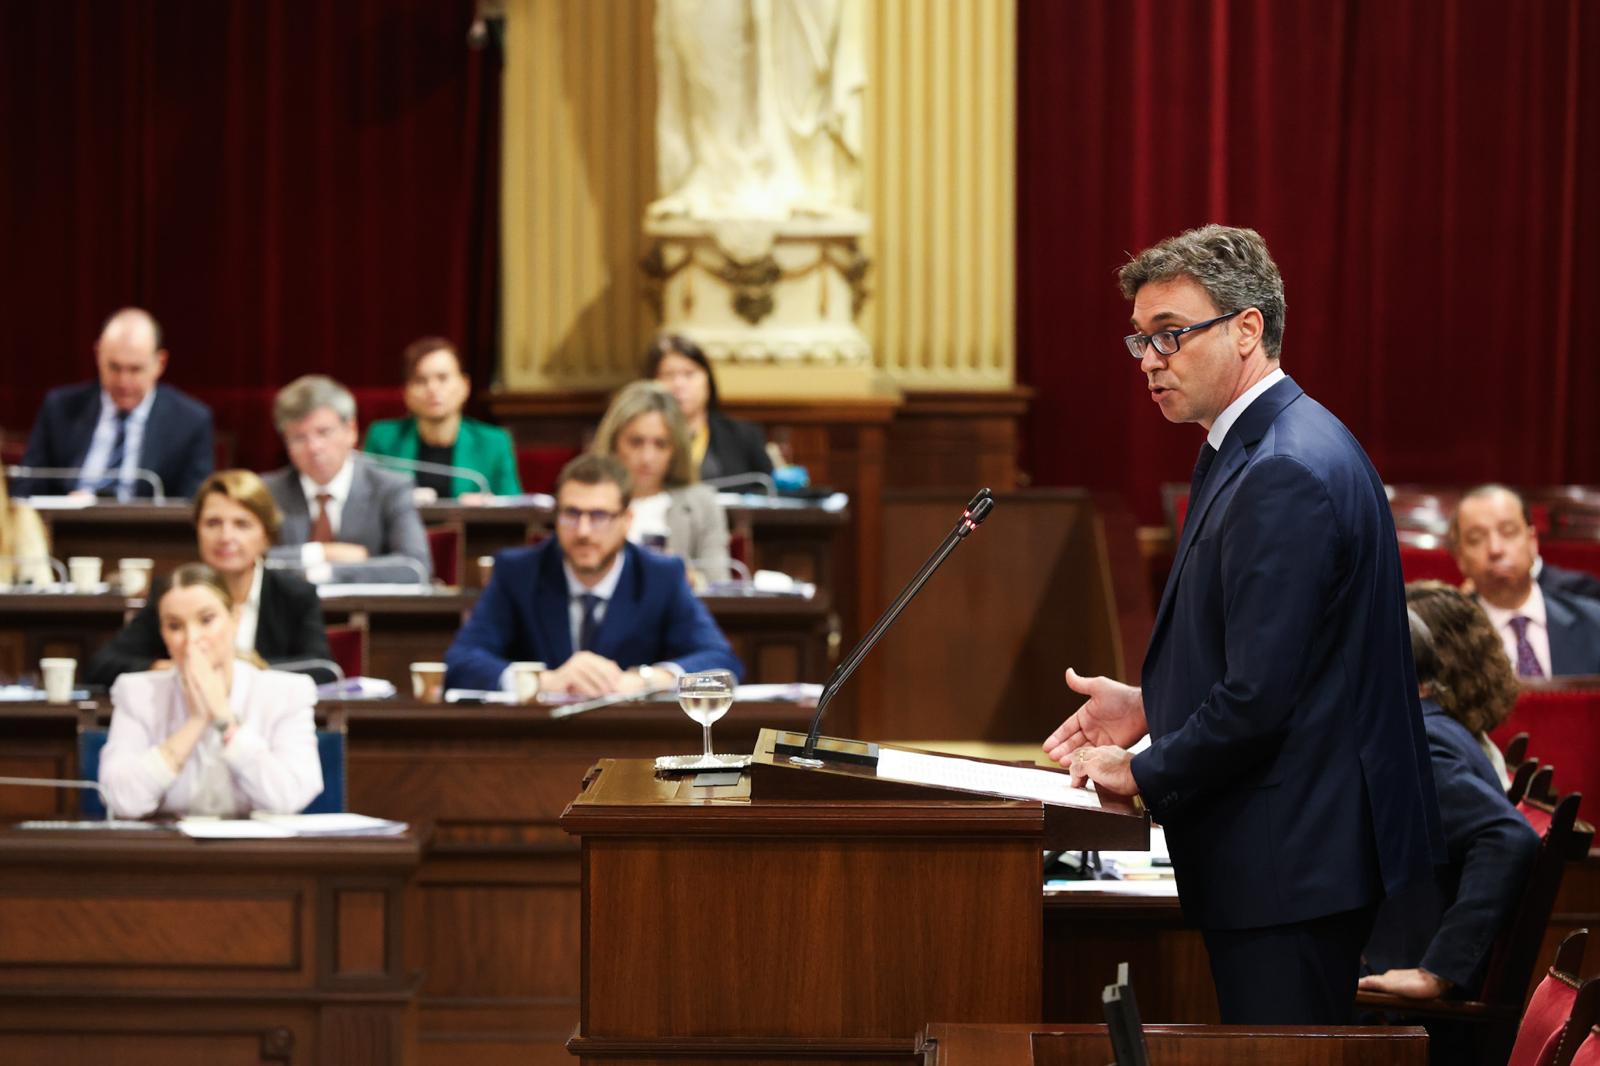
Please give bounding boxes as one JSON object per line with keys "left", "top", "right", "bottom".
{"left": 0, "top": 826, "right": 422, "bottom": 1065}
{"left": 337, "top": 700, "right": 818, "bottom": 1066}
{"left": 918, "top": 1022, "right": 1427, "bottom": 1065}
{"left": 34, "top": 499, "right": 849, "bottom": 591}
{"left": 561, "top": 756, "right": 1144, "bottom": 1066}
{"left": 0, "top": 589, "right": 835, "bottom": 689}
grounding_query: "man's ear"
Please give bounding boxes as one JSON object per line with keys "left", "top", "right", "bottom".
{"left": 1234, "top": 307, "right": 1266, "bottom": 358}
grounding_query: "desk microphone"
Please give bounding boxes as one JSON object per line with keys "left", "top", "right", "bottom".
{"left": 5, "top": 464, "right": 167, "bottom": 502}
{"left": 783, "top": 488, "right": 995, "bottom": 767}
{"left": 361, "top": 454, "right": 492, "bottom": 495}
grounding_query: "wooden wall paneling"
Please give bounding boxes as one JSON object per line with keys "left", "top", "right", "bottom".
{"left": 884, "top": 389, "right": 1032, "bottom": 492}
{"left": 0, "top": 1005, "right": 317, "bottom": 1066}
{"left": 867, "top": 491, "right": 1130, "bottom": 743}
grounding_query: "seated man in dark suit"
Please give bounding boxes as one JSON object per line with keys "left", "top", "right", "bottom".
{"left": 19, "top": 307, "right": 214, "bottom": 499}
{"left": 262, "top": 375, "right": 433, "bottom": 584}
{"left": 445, "top": 454, "right": 741, "bottom": 697}
{"left": 1449, "top": 484, "right": 1600, "bottom": 676}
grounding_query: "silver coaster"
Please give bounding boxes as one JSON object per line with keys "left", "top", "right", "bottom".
{"left": 654, "top": 754, "right": 753, "bottom": 773}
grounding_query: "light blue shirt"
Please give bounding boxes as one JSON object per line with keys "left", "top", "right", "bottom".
{"left": 75, "top": 387, "right": 157, "bottom": 499}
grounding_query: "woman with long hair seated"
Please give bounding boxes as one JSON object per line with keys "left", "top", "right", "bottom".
{"left": 98, "top": 562, "right": 323, "bottom": 818}
{"left": 644, "top": 334, "right": 773, "bottom": 487}
{"left": 86, "top": 470, "right": 333, "bottom": 687}
{"left": 1358, "top": 581, "right": 1539, "bottom": 1008}
{"left": 0, "top": 471, "right": 56, "bottom": 586}
{"left": 363, "top": 336, "right": 522, "bottom": 500}
{"left": 591, "top": 380, "right": 731, "bottom": 581}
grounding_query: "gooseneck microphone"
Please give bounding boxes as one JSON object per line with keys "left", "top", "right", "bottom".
{"left": 785, "top": 488, "right": 995, "bottom": 767}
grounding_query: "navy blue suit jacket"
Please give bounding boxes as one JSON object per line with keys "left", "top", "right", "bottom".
{"left": 444, "top": 540, "right": 742, "bottom": 690}
{"left": 1539, "top": 562, "right": 1600, "bottom": 605}
{"left": 1546, "top": 587, "right": 1600, "bottom": 675}
{"left": 1364, "top": 701, "right": 1539, "bottom": 994}
{"left": 19, "top": 381, "right": 214, "bottom": 498}
{"left": 1131, "top": 376, "right": 1443, "bottom": 930}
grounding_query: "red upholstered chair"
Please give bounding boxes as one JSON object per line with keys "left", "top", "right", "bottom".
{"left": 1570, "top": 1032, "right": 1600, "bottom": 1066}
{"left": 1509, "top": 759, "right": 1542, "bottom": 805}
{"left": 1493, "top": 689, "right": 1600, "bottom": 809}
{"left": 1357, "top": 792, "right": 1592, "bottom": 1066}
{"left": 325, "top": 623, "right": 367, "bottom": 680}
{"left": 1543, "top": 541, "right": 1600, "bottom": 581}
{"left": 1399, "top": 544, "right": 1465, "bottom": 584}
{"left": 1508, "top": 929, "right": 1589, "bottom": 1066}
{"left": 517, "top": 446, "right": 582, "bottom": 496}
{"left": 426, "top": 523, "right": 462, "bottom": 587}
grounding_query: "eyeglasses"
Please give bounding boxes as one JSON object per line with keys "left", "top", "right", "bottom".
{"left": 557, "top": 507, "right": 623, "bottom": 530}
{"left": 1124, "top": 310, "right": 1242, "bottom": 359}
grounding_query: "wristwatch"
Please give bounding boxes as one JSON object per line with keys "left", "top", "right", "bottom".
{"left": 636, "top": 664, "right": 660, "bottom": 687}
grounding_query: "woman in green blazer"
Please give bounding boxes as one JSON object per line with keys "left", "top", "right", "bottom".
{"left": 363, "top": 337, "right": 522, "bottom": 499}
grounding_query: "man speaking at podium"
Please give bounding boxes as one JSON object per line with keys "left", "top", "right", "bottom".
{"left": 1045, "top": 226, "right": 1441, "bottom": 1025}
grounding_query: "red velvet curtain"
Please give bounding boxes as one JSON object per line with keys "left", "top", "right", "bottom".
{"left": 0, "top": 0, "right": 498, "bottom": 470}
{"left": 1018, "top": 0, "right": 1600, "bottom": 524}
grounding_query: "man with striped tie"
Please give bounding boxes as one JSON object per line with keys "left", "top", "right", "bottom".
{"left": 1450, "top": 484, "right": 1600, "bottom": 676}
{"left": 18, "top": 307, "right": 214, "bottom": 500}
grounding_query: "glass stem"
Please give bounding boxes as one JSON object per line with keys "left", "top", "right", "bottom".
{"left": 702, "top": 722, "right": 714, "bottom": 760}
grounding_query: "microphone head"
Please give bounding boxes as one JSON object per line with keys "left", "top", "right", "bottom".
{"left": 965, "top": 487, "right": 993, "bottom": 512}
{"left": 968, "top": 496, "right": 995, "bottom": 525}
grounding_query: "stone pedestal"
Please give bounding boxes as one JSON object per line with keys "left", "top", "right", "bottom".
{"left": 641, "top": 214, "right": 876, "bottom": 389}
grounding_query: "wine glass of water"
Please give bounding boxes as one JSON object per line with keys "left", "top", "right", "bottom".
{"left": 679, "top": 669, "right": 735, "bottom": 765}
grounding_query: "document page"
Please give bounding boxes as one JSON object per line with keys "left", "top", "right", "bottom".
{"left": 875, "top": 748, "right": 1100, "bottom": 809}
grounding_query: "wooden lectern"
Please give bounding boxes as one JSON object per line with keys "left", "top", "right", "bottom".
{"left": 561, "top": 729, "right": 1147, "bottom": 1065}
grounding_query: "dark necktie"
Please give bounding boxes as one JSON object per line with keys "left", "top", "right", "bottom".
{"left": 1509, "top": 616, "right": 1545, "bottom": 678}
{"left": 1189, "top": 442, "right": 1218, "bottom": 505}
{"left": 310, "top": 493, "right": 335, "bottom": 543}
{"left": 577, "top": 593, "right": 601, "bottom": 652}
{"left": 94, "top": 410, "right": 132, "bottom": 497}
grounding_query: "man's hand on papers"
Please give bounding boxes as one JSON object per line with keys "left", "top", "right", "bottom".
{"left": 323, "top": 543, "right": 371, "bottom": 564}
{"left": 1064, "top": 744, "right": 1138, "bottom": 795}
{"left": 1357, "top": 968, "right": 1450, "bottom": 999}
{"left": 1043, "top": 668, "right": 1147, "bottom": 766}
{"left": 543, "top": 651, "right": 627, "bottom": 697}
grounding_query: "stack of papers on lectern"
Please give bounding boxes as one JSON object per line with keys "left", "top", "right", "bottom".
{"left": 177, "top": 813, "right": 408, "bottom": 839}
{"left": 875, "top": 748, "right": 1101, "bottom": 808}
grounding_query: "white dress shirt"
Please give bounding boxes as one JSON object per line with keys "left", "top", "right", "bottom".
{"left": 298, "top": 458, "right": 357, "bottom": 566}
{"left": 76, "top": 387, "right": 157, "bottom": 499}
{"left": 1481, "top": 584, "right": 1553, "bottom": 679}
{"left": 234, "top": 561, "right": 265, "bottom": 652}
{"left": 1207, "top": 368, "right": 1286, "bottom": 450}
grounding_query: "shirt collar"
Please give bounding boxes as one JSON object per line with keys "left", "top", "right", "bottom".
{"left": 563, "top": 549, "right": 626, "bottom": 602}
{"left": 1207, "top": 367, "right": 1286, "bottom": 451}
{"left": 298, "top": 455, "right": 356, "bottom": 506}
{"left": 100, "top": 386, "right": 158, "bottom": 425}
{"left": 1480, "top": 581, "right": 1547, "bottom": 631}
{"left": 246, "top": 560, "right": 265, "bottom": 609}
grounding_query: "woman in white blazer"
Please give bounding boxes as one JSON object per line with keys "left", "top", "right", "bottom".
{"left": 591, "top": 381, "right": 732, "bottom": 583}
{"left": 99, "top": 562, "right": 323, "bottom": 819}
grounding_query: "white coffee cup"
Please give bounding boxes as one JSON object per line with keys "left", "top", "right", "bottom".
{"left": 68, "top": 556, "right": 102, "bottom": 589}
{"left": 477, "top": 555, "right": 496, "bottom": 585}
{"left": 40, "top": 657, "right": 77, "bottom": 704}
{"left": 119, "top": 558, "right": 154, "bottom": 597}
{"left": 410, "top": 661, "right": 447, "bottom": 703}
{"left": 509, "top": 661, "right": 546, "bottom": 704}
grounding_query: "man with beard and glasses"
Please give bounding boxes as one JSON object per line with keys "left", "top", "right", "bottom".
{"left": 444, "top": 454, "right": 740, "bottom": 697}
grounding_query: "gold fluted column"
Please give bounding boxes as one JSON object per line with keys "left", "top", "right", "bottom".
{"left": 499, "top": 0, "right": 1017, "bottom": 394}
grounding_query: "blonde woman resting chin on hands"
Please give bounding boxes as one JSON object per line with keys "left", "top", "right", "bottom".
{"left": 98, "top": 563, "right": 323, "bottom": 819}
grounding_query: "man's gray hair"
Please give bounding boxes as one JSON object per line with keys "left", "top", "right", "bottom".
{"left": 273, "top": 374, "right": 357, "bottom": 431}
{"left": 1118, "top": 224, "right": 1288, "bottom": 358}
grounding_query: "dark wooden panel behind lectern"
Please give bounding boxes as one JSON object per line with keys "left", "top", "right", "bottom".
{"left": 867, "top": 490, "right": 1151, "bottom": 742}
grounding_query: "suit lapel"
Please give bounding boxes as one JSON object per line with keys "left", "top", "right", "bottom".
{"left": 1147, "top": 377, "right": 1306, "bottom": 654}
{"left": 254, "top": 571, "right": 284, "bottom": 657}
{"left": 67, "top": 384, "right": 103, "bottom": 468}
{"left": 590, "top": 547, "right": 639, "bottom": 656}
{"left": 342, "top": 464, "right": 375, "bottom": 542}
{"left": 1546, "top": 593, "right": 1581, "bottom": 675}
{"left": 534, "top": 544, "right": 575, "bottom": 663}
{"left": 137, "top": 388, "right": 168, "bottom": 474}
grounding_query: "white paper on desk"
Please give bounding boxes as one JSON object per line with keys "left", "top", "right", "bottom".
{"left": 1047, "top": 879, "right": 1179, "bottom": 897}
{"left": 1100, "top": 825, "right": 1170, "bottom": 867}
{"left": 178, "top": 818, "right": 294, "bottom": 839}
{"left": 874, "top": 748, "right": 1100, "bottom": 809}
{"left": 251, "top": 813, "right": 407, "bottom": 836}
{"left": 316, "top": 583, "right": 433, "bottom": 597}
{"left": 733, "top": 682, "right": 823, "bottom": 702}
{"left": 19, "top": 495, "right": 95, "bottom": 510}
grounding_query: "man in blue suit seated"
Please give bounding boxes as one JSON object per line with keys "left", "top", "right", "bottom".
{"left": 1449, "top": 484, "right": 1600, "bottom": 676}
{"left": 1044, "top": 225, "right": 1442, "bottom": 1025}
{"left": 445, "top": 454, "right": 741, "bottom": 697}
{"left": 19, "top": 307, "right": 214, "bottom": 499}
